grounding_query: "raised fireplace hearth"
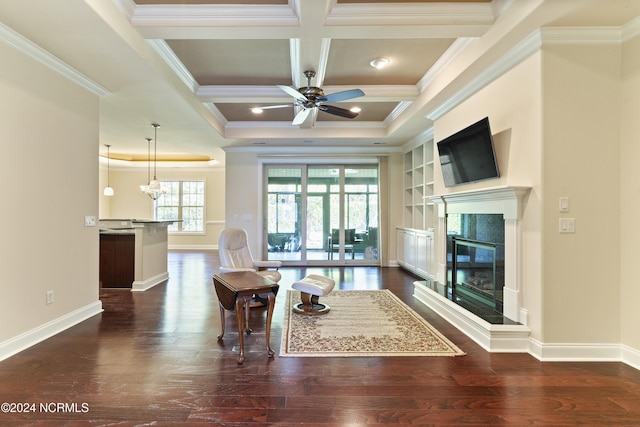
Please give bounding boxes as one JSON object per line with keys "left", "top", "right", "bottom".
{"left": 414, "top": 186, "right": 531, "bottom": 352}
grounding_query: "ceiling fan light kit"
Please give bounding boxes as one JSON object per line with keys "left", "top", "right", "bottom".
{"left": 265, "top": 70, "right": 365, "bottom": 126}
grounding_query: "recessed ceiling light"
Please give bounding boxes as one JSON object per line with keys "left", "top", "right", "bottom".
{"left": 369, "top": 57, "right": 390, "bottom": 69}
{"left": 350, "top": 106, "right": 362, "bottom": 113}
{"left": 251, "top": 107, "right": 263, "bottom": 114}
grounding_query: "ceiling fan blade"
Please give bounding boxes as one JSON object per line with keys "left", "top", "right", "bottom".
{"left": 259, "top": 104, "right": 296, "bottom": 110}
{"left": 277, "top": 84, "right": 307, "bottom": 101}
{"left": 318, "top": 104, "right": 358, "bottom": 119}
{"left": 319, "top": 89, "right": 364, "bottom": 104}
{"left": 292, "top": 108, "right": 311, "bottom": 125}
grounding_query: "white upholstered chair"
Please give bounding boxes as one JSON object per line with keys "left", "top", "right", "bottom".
{"left": 218, "top": 228, "right": 282, "bottom": 283}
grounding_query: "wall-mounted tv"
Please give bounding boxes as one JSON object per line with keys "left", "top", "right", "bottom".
{"left": 437, "top": 117, "right": 500, "bottom": 187}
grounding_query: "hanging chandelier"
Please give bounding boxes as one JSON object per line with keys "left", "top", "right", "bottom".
{"left": 139, "top": 123, "right": 167, "bottom": 200}
{"left": 103, "top": 144, "right": 114, "bottom": 196}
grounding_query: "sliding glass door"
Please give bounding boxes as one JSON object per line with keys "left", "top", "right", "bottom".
{"left": 266, "top": 168, "right": 302, "bottom": 261}
{"left": 265, "top": 164, "right": 379, "bottom": 265}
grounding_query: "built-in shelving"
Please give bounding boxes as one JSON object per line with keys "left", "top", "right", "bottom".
{"left": 399, "top": 136, "right": 436, "bottom": 278}
{"left": 403, "top": 138, "right": 435, "bottom": 230}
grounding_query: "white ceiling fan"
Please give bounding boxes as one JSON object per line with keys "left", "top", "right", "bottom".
{"left": 261, "top": 70, "right": 365, "bottom": 125}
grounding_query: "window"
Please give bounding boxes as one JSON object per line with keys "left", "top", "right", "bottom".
{"left": 156, "top": 181, "right": 205, "bottom": 233}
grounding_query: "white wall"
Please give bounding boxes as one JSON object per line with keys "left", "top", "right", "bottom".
{"left": 224, "top": 150, "right": 263, "bottom": 255}
{"left": 433, "top": 39, "right": 630, "bottom": 353}
{"left": 541, "top": 43, "right": 621, "bottom": 344}
{"left": 224, "top": 148, "right": 402, "bottom": 263}
{"left": 434, "top": 53, "right": 544, "bottom": 339}
{"left": 385, "top": 152, "right": 403, "bottom": 265}
{"left": 101, "top": 168, "right": 155, "bottom": 220}
{"left": 99, "top": 167, "right": 226, "bottom": 249}
{"left": 620, "top": 34, "right": 640, "bottom": 352}
{"left": 0, "top": 42, "right": 102, "bottom": 353}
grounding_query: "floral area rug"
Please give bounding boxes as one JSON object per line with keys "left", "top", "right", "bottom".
{"left": 280, "top": 289, "right": 465, "bottom": 357}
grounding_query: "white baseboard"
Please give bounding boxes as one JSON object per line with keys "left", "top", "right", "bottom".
{"left": 528, "top": 339, "right": 622, "bottom": 361}
{"left": 529, "top": 341, "right": 640, "bottom": 370}
{"left": 622, "top": 345, "right": 640, "bottom": 370}
{"left": 413, "top": 281, "right": 640, "bottom": 371}
{"left": 132, "top": 272, "right": 169, "bottom": 292}
{"left": 0, "top": 300, "right": 103, "bottom": 362}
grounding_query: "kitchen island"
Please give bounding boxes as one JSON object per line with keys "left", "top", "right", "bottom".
{"left": 99, "top": 219, "right": 175, "bottom": 291}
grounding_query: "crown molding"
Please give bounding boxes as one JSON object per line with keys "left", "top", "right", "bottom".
{"left": 99, "top": 156, "right": 221, "bottom": 169}
{"left": 326, "top": 2, "right": 494, "bottom": 26}
{"left": 401, "top": 126, "right": 435, "bottom": 153}
{"left": 225, "top": 145, "right": 398, "bottom": 155}
{"left": 540, "top": 27, "right": 622, "bottom": 45}
{"left": 385, "top": 101, "right": 413, "bottom": 126}
{"left": 0, "top": 22, "right": 110, "bottom": 97}
{"left": 622, "top": 16, "right": 640, "bottom": 42}
{"left": 111, "top": 0, "right": 136, "bottom": 19}
{"left": 131, "top": 3, "right": 298, "bottom": 27}
{"left": 426, "top": 29, "right": 541, "bottom": 121}
{"left": 196, "top": 84, "right": 417, "bottom": 104}
{"left": 417, "top": 37, "right": 476, "bottom": 93}
{"left": 147, "top": 39, "right": 198, "bottom": 93}
{"left": 426, "top": 24, "right": 632, "bottom": 122}
{"left": 203, "top": 103, "right": 228, "bottom": 126}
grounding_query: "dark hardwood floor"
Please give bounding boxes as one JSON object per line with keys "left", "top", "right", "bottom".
{"left": 1, "top": 250, "right": 640, "bottom": 425}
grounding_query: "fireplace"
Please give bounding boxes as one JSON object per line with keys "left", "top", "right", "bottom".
{"left": 448, "top": 213, "right": 505, "bottom": 312}
{"left": 452, "top": 237, "right": 502, "bottom": 307}
{"left": 413, "top": 186, "right": 531, "bottom": 352}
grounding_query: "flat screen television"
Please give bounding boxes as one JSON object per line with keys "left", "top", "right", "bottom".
{"left": 437, "top": 117, "right": 500, "bottom": 187}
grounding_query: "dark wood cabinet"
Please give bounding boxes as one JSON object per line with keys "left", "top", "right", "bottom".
{"left": 99, "top": 233, "right": 135, "bottom": 288}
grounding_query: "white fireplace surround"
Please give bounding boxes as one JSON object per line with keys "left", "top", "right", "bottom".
{"left": 414, "top": 186, "right": 532, "bottom": 352}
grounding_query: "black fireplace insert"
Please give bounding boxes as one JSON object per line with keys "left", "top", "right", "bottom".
{"left": 451, "top": 237, "right": 503, "bottom": 310}
{"left": 446, "top": 213, "right": 505, "bottom": 311}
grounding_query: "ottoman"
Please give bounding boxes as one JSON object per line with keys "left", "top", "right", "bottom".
{"left": 291, "top": 274, "right": 335, "bottom": 314}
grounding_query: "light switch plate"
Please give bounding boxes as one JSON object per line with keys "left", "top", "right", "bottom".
{"left": 84, "top": 215, "right": 96, "bottom": 227}
{"left": 559, "top": 196, "right": 570, "bottom": 212}
{"left": 559, "top": 218, "right": 575, "bottom": 233}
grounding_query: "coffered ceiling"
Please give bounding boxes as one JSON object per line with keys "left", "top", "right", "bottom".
{"left": 1, "top": 0, "right": 639, "bottom": 165}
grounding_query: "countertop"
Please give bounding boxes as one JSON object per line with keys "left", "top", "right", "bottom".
{"left": 100, "top": 228, "right": 134, "bottom": 235}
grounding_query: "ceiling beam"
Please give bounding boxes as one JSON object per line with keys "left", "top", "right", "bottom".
{"left": 196, "top": 85, "right": 419, "bottom": 103}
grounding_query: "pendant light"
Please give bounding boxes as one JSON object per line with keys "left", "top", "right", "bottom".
{"left": 139, "top": 137, "right": 152, "bottom": 193}
{"left": 103, "top": 144, "right": 114, "bottom": 196}
{"left": 140, "top": 123, "right": 166, "bottom": 200}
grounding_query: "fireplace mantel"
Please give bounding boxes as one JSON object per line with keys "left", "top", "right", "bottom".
{"left": 427, "top": 186, "right": 530, "bottom": 220}
{"left": 415, "top": 186, "right": 532, "bottom": 351}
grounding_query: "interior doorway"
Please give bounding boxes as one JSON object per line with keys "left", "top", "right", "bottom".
{"left": 264, "top": 164, "right": 379, "bottom": 265}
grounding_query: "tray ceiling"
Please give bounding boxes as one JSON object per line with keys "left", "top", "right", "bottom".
{"left": 0, "top": 0, "right": 638, "bottom": 164}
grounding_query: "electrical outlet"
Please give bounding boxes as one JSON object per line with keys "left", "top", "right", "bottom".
{"left": 46, "top": 290, "right": 55, "bottom": 305}
{"left": 84, "top": 216, "right": 96, "bottom": 227}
